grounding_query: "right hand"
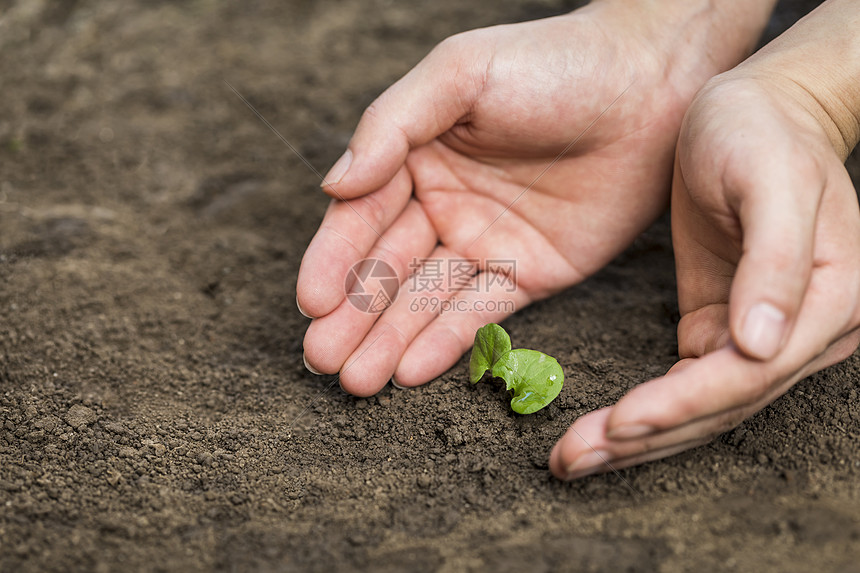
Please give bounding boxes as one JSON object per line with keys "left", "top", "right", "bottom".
{"left": 297, "top": 1, "right": 773, "bottom": 396}
{"left": 551, "top": 70, "right": 860, "bottom": 479}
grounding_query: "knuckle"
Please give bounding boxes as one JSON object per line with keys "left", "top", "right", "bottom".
{"left": 631, "top": 436, "right": 668, "bottom": 456}
{"left": 354, "top": 190, "right": 388, "bottom": 231}
{"left": 360, "top": 99, "right": 386, "bottom": 130}
{"left": 321, "top": 223, "right": 361, "bottom": 252}
{"left": 672, "top": 395, "right": 706, "bottom": 425}
{"left": 760, "top": 237, "right": 804, "bottom": 267}
{"left": 362, "top": 95, "right": 415, "bottom": 149}
{"left": 367, "top": 242, "right": 407, "bottom": 285}
{"left": 745, "top": 249, "right": 809, "bottom": 293}
{"left": 434, "top": 32, "right": 470, "bottom": 56}
{"left": 766, "top": 248, "right": 804, "bottom": 274}
{"left": 742, "top": 368, "right": 773, "bottom": 404}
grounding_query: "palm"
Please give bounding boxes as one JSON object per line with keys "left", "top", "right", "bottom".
{"left": 410, "top": 139, "right": 664, "bottom": 299}
{"left": 299, "top": 9, "right": 699, "bottom": 395}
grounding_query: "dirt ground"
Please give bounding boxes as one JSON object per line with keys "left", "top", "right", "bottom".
{"left": 1, "top": 1, "right": 859, "bottom": 571}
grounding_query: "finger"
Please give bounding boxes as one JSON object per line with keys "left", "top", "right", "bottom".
{"left": 670, "top": 160, "right": 735, "bottom": 318}
{"left": 604, "top": 348, "right": 790, "bottom": 441}
{"left": 552, "top": 352, "right": 800, "bottom": 480}
{"left": 338, "top": 246, "right": 463, "bottom": 396}
{"left": 602, "top": 168, "right": 860, "bottom": 454}
{"left": 550, "top": 393, "right": 727, "bottom": 480}
{"left": 554, "top": 428, "right": 709, "bottom": 481}
{"left": 557, "top": 325, "right": 860, "bottom": 480}
{"left": 393, "top": 269, "right": 532, "bottom": 387}
{"left": 297, "top": 167, "right": 412, "bottom": 318}
{"left": 555, "top": 389, "right": 748, "bottom": 481}
{"left": 606, "top": 262, "right": 853, "bottom": 438}
{"left": 726, "top": 152, "right": 822, "bottom": 360}
{"left": 666, "top": 325, "right": 860, "bottom": 446}
{"left": 565, "top": 439, "right": 711, "bottom": 480}
{"left": 548, "top": 406, "right": 705, "bottom": 480}
{"left": 302, "top": 200, "right": 436, "bottom": 375}
{"left": 676, "top": 303, "right": 729, "bottom": 358}
{"left": 320, "top": 35, "right": 488, "bottom": 200}
{"left": 549, "top": 406, "right": 612, "bottom": 480}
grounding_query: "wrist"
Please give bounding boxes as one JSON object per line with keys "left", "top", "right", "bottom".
{"left": 589, "top": 0, "right": 777, "bottom": 100}
{"left": 730, "top": 0, "right": 860, "bottom": 160}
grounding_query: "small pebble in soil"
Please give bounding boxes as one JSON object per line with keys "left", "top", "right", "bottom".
{"left": 65, "top": 405, "right": 97, "bottom": 429}
{"left": 118, "top": 447, "right": 139, "bottom": 458}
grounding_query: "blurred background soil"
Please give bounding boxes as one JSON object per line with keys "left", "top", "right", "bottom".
{"left": 1, "top": 0, "right": 858, "bottom": 571}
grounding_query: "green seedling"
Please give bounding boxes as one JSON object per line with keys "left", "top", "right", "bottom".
{"left": 469, "top": 323, "right": 564, "bottom": 415}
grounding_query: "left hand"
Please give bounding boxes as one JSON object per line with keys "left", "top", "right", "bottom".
{"left": 550, "top": 70, "right": 860, "bottom": 480}
{"left": 298, "top": 2, "right": 768, "bottom": 397}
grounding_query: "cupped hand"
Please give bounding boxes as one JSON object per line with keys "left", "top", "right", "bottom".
{"left": 550, "top": 73, "right": 860, "bottom": 480}
{"left": 298, "top": 2, "right": 766, "bottom": 396}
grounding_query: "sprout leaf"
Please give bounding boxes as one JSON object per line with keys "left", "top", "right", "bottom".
{"left": 469, "top": 323, "right": 512, "bottom": 383}
{"left": 469, "top": 323, "right": 564, "bottom": 414}
{"left": 491, "top": 349, "right": 564, "bottom": 414}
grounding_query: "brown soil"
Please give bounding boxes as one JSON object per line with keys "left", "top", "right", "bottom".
{"left": 1, "top": 1, "right": 858, "bottom": 572}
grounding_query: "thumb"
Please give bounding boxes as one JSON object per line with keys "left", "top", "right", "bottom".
{"left": 320, "top": 35, "right": 489, "bottom": 200}
{"left": 727, "top": 155, "right": 821, "bottom": 360}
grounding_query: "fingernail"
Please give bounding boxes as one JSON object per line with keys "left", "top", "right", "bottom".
{"left": 742, "top": 302, "right": 786, "bottom": 359}
{"left": 565, "top": 449, "right": 611, "bottom": 478}
{"left": 390, "top": 376, "right": 407, "bottom": 390}
{"left": 296, "top": 295, "right": 311, "bottom": 318}
{"left": 303, "top": 353, "right": 323, "bottom": 375}
{"left": 321, "top": 149, "right": 352, "bottom": 188}
{"left": 606, "top": 423, "right": 656, "bottom": 440}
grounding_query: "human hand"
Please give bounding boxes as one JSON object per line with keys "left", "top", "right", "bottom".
{"left": 298, "top": 1, "right": 775, "bottom": 396}
{"left": 550, "top": 1, "right": 860, "bottom": 479}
